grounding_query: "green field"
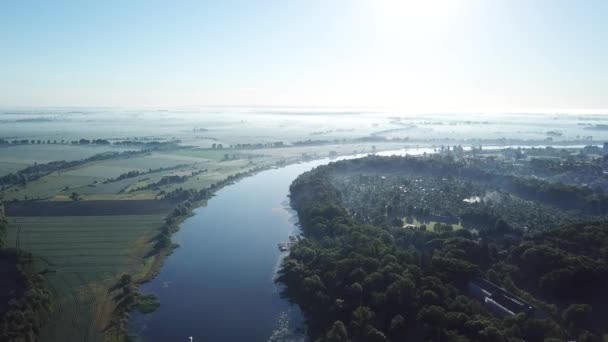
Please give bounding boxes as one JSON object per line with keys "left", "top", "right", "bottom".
{"left": 0, "top": 145, "right": 135, "bottom": 176}
{"left": 172, "top": 148, "right": 245, "bottom": 161}
{"left": 6, "top": 215, "right": 166, "bottom": 342}
{"left": 2, "top": 144, "right": 400, "bottom": 201}
{"left": 0, "top": 161, "right": 29, "bottom": 176}
{"left": 3, "top": 151, "right": 209, "bottom": 200}
{"left": 63, "top": 153, "right": 204, "bottom": 178}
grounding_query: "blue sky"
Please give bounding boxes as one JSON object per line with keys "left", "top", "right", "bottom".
{"left": 1, "top": 0, "right": 607, "bottom": 112}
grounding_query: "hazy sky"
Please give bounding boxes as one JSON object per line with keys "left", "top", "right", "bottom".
{"left": 1, "top": 0, "right": 607, "bottom": 112}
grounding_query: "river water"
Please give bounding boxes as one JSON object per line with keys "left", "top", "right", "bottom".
{"left": 128, "top": 144, "right": 589, "bottom": 341}
{"left": 128, "top": 148, "right": 435, "bottom": 342}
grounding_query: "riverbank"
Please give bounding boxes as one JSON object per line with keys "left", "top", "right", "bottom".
{"left": 125, "top": 143, "right": 595, "bottom": 341}
{"left": 126, "top": 156, "right": 340, "bottom": 341}
{"left": 129, "top": 146, "right": 407, "bottom": 290}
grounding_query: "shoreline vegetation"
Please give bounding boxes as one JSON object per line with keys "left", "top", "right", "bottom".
{"left": 116, "top": 163, "right": 284, "bottom": 341}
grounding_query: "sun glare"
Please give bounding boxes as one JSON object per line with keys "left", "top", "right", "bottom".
{"left": 370, "top": 0, "right": 468, "bottom": 39}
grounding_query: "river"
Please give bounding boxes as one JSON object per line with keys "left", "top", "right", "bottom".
{"left": 128, "top": 144, "right": 589, "bottom": 341}
{"left": 128, "top": 148, "right": 436, "bottom": 342}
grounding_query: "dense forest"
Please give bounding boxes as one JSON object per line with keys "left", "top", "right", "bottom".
{"left": 0, "top": 209, "right": 53, "bottom": 342}
{"left": 277, "top": 155, "right": 608, "bottom": 342}
{"left": 327, "top": 155, "right": 608, "bottom": 217}
{"left": 331, "top": 173, "right": 575, "bottom": 232}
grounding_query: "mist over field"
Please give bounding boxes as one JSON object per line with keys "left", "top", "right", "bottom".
{"left": 3, "top": 108, "right": 608, "bottom": 145}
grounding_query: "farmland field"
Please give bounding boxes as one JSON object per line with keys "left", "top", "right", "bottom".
{"left": 5, "top": 210, "right": 169, "bottom": 342}
{"left": 160, "top": 159, "right": 273, "bottom": 192}
{"left": 5, "top": 199, "right": 172, "bottom": 216}
{"left": 62, "top": 153, "right": 204, "bottom": 178}
{"left": 0, "top": 145, "right": 136, "bottom": 176}
{"left": 172, "top": 148, "right": 250, "bottom": 161}
{"left": 2, "top": 151, "right": 209, "bottom": 200}
{"left": 0, "top": 161, "right": 29, "bottom": 176}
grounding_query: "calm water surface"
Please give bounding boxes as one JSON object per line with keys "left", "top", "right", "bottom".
{"left": 129, "top": 154, "right": 372, "bottom": 341}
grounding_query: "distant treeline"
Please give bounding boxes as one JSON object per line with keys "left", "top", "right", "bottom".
{"left": 291, "top": 136, "right": 409, "bottom": 146}
{"left": 217, "top": 136, "right": 407, "bottom": 150}
{"left": 584, "top": 124, "right": 608, "bottom": 131}
{"left": 0, "top": 137, "right": 181, "bottom": 148}
{"left": 0, "top": 150, "right": 146, "bottom": 188}
{"left": 103, "top": 164, "right": 191, "bottom": 184}
{"left": 112, "top": 140, "right": 181, "bottom": 149}
{"left": 131, "top": 170, "right": 206, "bottom": 192}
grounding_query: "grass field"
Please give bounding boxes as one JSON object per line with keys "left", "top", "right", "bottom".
{"left": 2, "top": 144, "right": 402, "bottom": 201}
{"left": 3, "top": 151, "right": 206, "bottom": 200}
{"left": 5, "top": 214, "right": 168, "bottom": 342}
{"left": 172, "top": 148, "right": 244, "bottom": 161}
{"left": 160, "top": 159, "right": 269, "bottom": 192}
{"left": 0, "top": 161, "right": 29, "bottom": 176}
{"left": 5, "top": 200, "right": 172, "bottom": 216}
{"left": 0, "top": 145, "right": 135, "bottom": 176}
{"left": 63, "top": 153, "right": 203, "bottom": 178}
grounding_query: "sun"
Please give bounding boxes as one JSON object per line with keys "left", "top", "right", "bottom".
{"left": 369, "top": 0, "right": 468, "bottom": 39}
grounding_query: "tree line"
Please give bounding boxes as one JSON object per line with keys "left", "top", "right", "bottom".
{"left": 0, "top": 150, "right": 146, "bottom": 189}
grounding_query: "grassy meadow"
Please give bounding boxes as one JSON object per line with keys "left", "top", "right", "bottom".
{"left": 5, "top": 214, "right": 167, "bottom": 342}
{"left": 0, "top": 145, "right": 135, "bottom": 177}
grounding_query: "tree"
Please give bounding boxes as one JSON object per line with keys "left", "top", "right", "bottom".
{"left": 365, "top": 326, "right": 386, "bottom": 342}
{"left": 351, "top": 306, "right": 375, "bottom": 334}
{"left": 386, "top": 279, "right": 415, "bottom": 308}
{"left": 421, "top": 290, "right": 440, "bottom": 305}
{"left": 493, "top": 218, "right": 511, "bottom": 233}
{"left": 325, "top": 321, "right": 350, "bottom": 342}
{"left": 478, "top": 325, "right": 505, "bottom": 342}
{"left": 562, "top": 304, "right": 592, "bottom": 333}
{"left": 120, "top": 273, "right": 132, "bottom": 286}
{"left": 577, "top": 330, "right": 601, "bottom": 342}
{"left": 389, "top": 314, "right": 407, "bottom": 339}
{"left": 70, "top": 192, "right": 80, "bottom": 201}
{"left": 417, "top": 305, "right": 446, "bottom": 338}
